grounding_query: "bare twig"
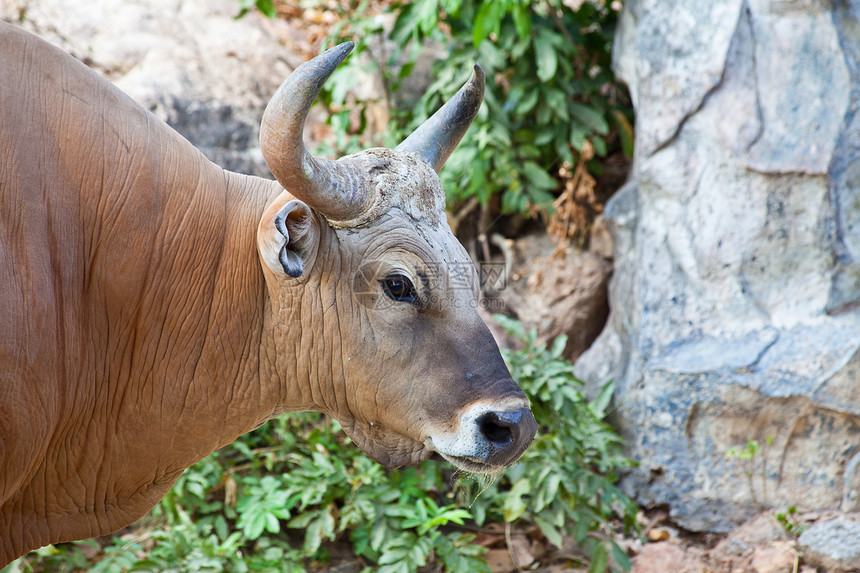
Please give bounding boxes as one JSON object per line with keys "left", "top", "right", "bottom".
{"left": 478, "top": 233, "right": 492, "bottom": 264}
{"left": 446, "top": 196, "right": 480, "bottom": 236}
{"left": 451, "top": 522, "right": 536, "bottom": 536}
{"left": 489, "top": 233, "right": 514, "bottom": 287}
{"left": 505, "top": 521, "right": 524, "bottom": 573}
{"left": 550, "top": 8, "right": 576, "bottom": 46}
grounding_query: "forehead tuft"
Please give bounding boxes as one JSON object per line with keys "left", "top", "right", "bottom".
{"left": 327, "top": 148, "right": 447, "bottom": 229}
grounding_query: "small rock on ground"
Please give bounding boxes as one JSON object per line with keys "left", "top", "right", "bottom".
{"left": 799, "top": 518, "right": 860, "bottom": 573}
{"left": 631, "top": 541, "right": 708, "bottom": 573}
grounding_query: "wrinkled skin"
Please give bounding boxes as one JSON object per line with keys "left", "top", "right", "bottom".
{"left": 0, "top": 22, "right": 536, "bottom": 565}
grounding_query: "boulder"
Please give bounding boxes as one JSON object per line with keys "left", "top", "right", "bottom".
{"left": 576, "top": 0, "right": 860, "bottom": 531}
{"left": 2, "top": 0, "right": 302, "bottom": 177}
{"left": 492, "top": 233, "right": 612, "bottom": 363}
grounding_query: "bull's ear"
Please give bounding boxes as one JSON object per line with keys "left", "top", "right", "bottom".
{"left": 258, "top": 197, "right": 318, "bottom": 278}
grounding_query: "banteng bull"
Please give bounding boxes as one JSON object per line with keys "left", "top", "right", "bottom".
{"left": 0, "top": 22, "right": 537, "bottom": 565}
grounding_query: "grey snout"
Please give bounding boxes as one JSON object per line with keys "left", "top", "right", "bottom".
{"left": 478, "top": 407, "right": 538, "bottom": 467}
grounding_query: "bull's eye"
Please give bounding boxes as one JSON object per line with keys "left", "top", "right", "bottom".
{"left": 381, "top": 274, "right": 416, "bottom": 304}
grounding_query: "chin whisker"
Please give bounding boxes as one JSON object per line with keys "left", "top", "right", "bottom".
{"left": 451, "top": 470, "right": 502, "bottom": 508}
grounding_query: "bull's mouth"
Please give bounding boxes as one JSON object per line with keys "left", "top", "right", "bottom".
{"left": 338, "top": 401, "right": 536, "bottom": 472}
{"left": 431, "top": 452, "right": 505, "bottom": 474}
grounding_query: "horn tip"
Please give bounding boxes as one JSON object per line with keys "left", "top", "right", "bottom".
{"left": 470, "top": 63, "right": 485, "bottom": 90}
{"left": 312, "top": 40, "right": 354, "bottom": 76}
{"left": 332, "top": 40, "right": 355, "bottom": 56}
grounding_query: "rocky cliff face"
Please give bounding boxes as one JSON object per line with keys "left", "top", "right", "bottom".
{"left": 576, "top": 0, "right": 860, "bottom": 531}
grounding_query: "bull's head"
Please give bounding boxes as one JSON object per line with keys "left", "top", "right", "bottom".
{"left": 256, "top": 42, "right": 537, "bottom": 473}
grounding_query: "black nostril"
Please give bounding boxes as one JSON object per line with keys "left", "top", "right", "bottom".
{"left": 481, "top": 419, "right": 513, "bottom": 445}
{"left": 478, "top": 410, "right": 523, "bottom": 447}
{"left": 477, "top": 407, "right": 537, "bottom": 467}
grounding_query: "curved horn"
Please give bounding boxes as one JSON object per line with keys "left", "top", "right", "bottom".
{"left": 260, "top": 42, "right": 373, "bottom": 221}
{"left": 396, "top": 64, "right": 485, "bottom": 173}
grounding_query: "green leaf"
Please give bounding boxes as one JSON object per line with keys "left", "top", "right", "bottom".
{"left": 328, "top": 65, "right": 360, "bottom": 106}
{"left": 544, "top": 88, "right": 568, "bottom": 121}
{"left": 514, "top": 89, "right": 540, "bottom": 116}
{"left": 440, "top": 0, "right": 462, "bottom": 14}
{"left": 521, "top": 161, "right": 557, "bottom": 191}
{"left": 609, "top": 540, "right": 632, "bottom": 572}
{"left": 534, "top": 128, "right": 555, "bottom": 147}
{"left": 570, "top": 125, "right": 589, "bottom": 151}
{"left": 264, "top": 511, "right": 280, "bottom": 534}
{"left": 415, "top": 0, "right": 440, "bottom": 34}
{"left": 503, "top": 478, "right": 531, "bottom": 522}
{"left": 304, "top": 509, "right": 336, "bottom": 554}
{"left": 589, "top": 542, "right": 609, "bottom": 573}
{"left": 370, "top": 518, "right": 388, "bottom": 552}
{"left": 390, "top": 4, "right": 423, "bottom": 44}
{"left": 426, "top": 508, "right": 471, "bottom": 533}
{"left": 378, "top": 546, "right": 409, "bottom": 565}
{"left": 589, "top": 380, "right": 615, "bottom": 419}
{"left": 534, "top": 515, "right": 564, "bottom": 548}
{"left": 512, "top": 3, "right": 532, "bottom": 41}
{"left": 570, "top": 102, "right": 609, "bottom": 135}
{"left": 573, "top": 514, "right": 591, "bottom": 543}
{"left": 235, "top": 0, "right": 255, "bottom": 18}
{"left": 610, "top": 109, "right": 635, "bottom": 157}
{"left": 549, "top": 335, "right": 568, "bottom": 357}
{"left": 501, "top": 188, "right": 527, "bottom": 214}
{"left": 254, "top": 0, "right": 276, "bottom": 18}
{"left": 535, "top": 472, "right": 561, "bottom": 513}
{"left": 527, "top": 188, "right": 556, "bottom": 210}
{"left": 473, "top": 1, "right": 504, "bottom": 47}
{"left": 534, "top": 35, "right": 558, "bottom": 82}
{"left": 245, "top": 512, "right": 266, "bottom": 540}
{"left": 493, "top": 314, "right": 526, "bottom": 339}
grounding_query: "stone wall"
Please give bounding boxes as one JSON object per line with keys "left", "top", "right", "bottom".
{"left": 576, "top": 0, "right": 860, "bottom": 531}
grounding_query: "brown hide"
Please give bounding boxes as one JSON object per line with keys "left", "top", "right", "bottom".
{"left": 0, "top": 22, "right": 282, "bottom": 560}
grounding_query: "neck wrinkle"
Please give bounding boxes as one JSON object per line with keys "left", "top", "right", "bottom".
{"left": 260, "top": 221, "right": 349, "bottom": 421}
{"left": 201, "top": 171, "right": 285, "bottom": 448}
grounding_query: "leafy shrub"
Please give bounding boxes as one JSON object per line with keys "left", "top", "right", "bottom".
{"left": 315, "top": 0, "right": 632, "bottom": 230}
{"left": 5, "top": 318, "right": 637, "bottom": 573}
